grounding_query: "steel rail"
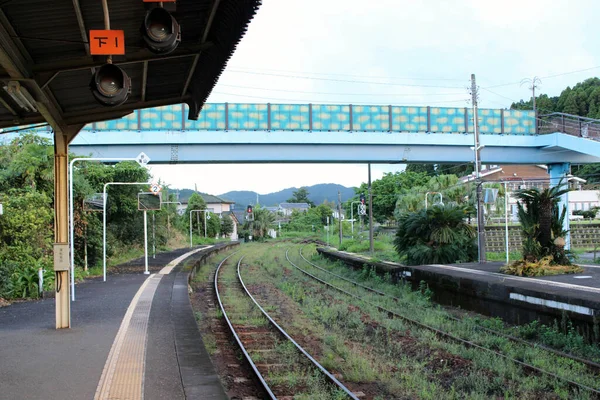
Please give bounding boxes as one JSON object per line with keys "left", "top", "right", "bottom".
{"left": 214, "top": 252, "right": 276, "bottom": 400}
{"left": 285, "top": 249, "right": 600, "bottom": 396}
{"left": 236, "top": 256, "right": 360, "bottom": 400}
{"left": 298, "top": 245, "right": 600, "bottom": 374}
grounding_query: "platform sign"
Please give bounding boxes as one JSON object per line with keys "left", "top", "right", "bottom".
{"left": 358, "top": 204, "right": 367, "bottom": 216}
{"left": 150, "top": 183, "right": 161, "bottom": 194}
{"left": 89, "top": 30, "right": 125, "bottom": 55}
{"left": 138, "top": 192, "right": 162, "bottom": 210}
{"left": 136, "top": 152, "right": 151, "bottom": 166}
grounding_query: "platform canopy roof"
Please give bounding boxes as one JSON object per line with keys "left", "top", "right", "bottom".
{"left": 0, "top": 0, "right": 260, "bottom": 132}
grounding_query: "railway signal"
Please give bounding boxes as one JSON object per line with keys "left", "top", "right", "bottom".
{"left": 360, "top": 193, "right": 366, "bottom": 205}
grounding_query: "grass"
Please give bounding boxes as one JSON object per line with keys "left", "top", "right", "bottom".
{"left": 285, "top": 242, "right": 600, "bottom": 397}
{"left": 191, "top": 241, "right": 600, "bottom": 398}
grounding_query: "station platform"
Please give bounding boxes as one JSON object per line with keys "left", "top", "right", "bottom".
{"left": 0, "top": 246, "right": 229, "bottom": 400}
{"left": 317, "top": 248, "right": 600, "bottom": 336}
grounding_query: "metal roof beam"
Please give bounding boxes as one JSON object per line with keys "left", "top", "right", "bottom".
{"left": 181, "top": 0, "right": 220, "bottom": 97}
{"left": 0, "top": 12, "right": 68, "bottom": 133}
{"left": 63, "top": 95, "right": 191, "bottom": 125}
{"left": 32, "top": 43, "right": 213, "bottom": 75}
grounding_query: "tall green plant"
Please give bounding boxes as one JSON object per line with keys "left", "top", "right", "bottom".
{"left": 394, "top": 204, "right": 476, "bottom": 265}
{"left": 514, "top": 185, "right": 571, "bottom": 264}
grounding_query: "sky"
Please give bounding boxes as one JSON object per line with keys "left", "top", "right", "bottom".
{"left": 149, "top": 0, "right": 600, "bottom": 195}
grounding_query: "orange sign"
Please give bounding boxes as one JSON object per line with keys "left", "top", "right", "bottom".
{"left": 89, "top": 30, "right": 125, "bottom": 55}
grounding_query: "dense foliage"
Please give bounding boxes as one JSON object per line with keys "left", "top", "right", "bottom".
{"left": 350, "top": 171, "right": 430, "bottom": 223}
{"left": 394, "top": 204, "right": 476, "bottom": 265}
{"left": 0, "top": 133, "right": 183, "bottom": 299}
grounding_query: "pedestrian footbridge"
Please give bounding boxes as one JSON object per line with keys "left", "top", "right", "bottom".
{"left": 9, "top": 103, "right": 600, "bottom": 165}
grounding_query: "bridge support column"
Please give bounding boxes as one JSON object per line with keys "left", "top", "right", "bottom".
{"left": 53, "top": 125, "right": 83, "bottom": 329}
{"left": 548, "top": 163, "right": 571, "bottom": 250}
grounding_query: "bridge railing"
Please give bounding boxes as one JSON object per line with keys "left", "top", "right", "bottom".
{"left": 73, "top": 103, "right": 536, "bottom": 135}
{"left": 537, "top": 112, "right": 600, "bottom": 139}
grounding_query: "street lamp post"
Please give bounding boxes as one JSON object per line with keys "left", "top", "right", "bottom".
{"left": 189, "top": 209, "right": 210, "bottom": 247}
{"left": 102, "top": 181, "right": 151, "bottom": 282}
{"left": 350, "top": 201, "right": 360, "bottom": 237}
{"left": 69, "top": 155, "right": 147, "bottom": 300}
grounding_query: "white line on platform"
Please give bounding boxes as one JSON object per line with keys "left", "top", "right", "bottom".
{"left": 509, "top": 292, "right": 594, "bottom": 316}
{"left": 580, "top": 264, "right": 600, "bottom": 269}
{"left": 159, "top": 246, "right": 213, "bottom": 275}
{"left": 428, "top": 264, "right": 600, "bottom": 294}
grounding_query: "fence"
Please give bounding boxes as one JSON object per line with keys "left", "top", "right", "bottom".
{"left": 485, "top": 224, "right": 600, "bottom": 252}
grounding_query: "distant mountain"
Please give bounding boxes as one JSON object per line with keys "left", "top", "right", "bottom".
{"left": 220, "top": 184, "right": 356, "bottom": 207}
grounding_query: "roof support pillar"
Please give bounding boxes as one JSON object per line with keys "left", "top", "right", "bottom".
{"left": 53, "top": 124, "right": 83, "bottom": 329}
{"left": 548, "top": 162, "right": 571, "bottom": 250}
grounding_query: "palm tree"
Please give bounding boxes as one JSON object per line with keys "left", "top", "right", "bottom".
{"left": 246, "top": 207, "right": 276, "bottom": 240}
{"left": 394, "top": 204, "right": 476, "bottom": 265}
{"left": 514, "top": 184, "right": 570, "bottom": 262}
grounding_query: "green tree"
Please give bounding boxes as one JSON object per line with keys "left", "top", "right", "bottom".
{"left": 394, "top": 204, "right": 476, "bottom": 265}
{"left": 406, "top": 163, "right": 436, "bottom": 176}
{"left": 245, "top": 207, "right": 276, "bottom": 240}
{"left": 287, "top": 187, "right": 315, "bottom": 207}
{"left": 220, "top": 215, "right": 234, "bottom": 237}
{"left": 352, "top": 171, "right": 429, "bottom": 223}
{"left": 186, "top": 193, "right": 208, "bottom": 239}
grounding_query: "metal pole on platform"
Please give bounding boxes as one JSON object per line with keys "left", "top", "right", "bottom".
{"left": 338, "top": 191, "right": 343, "bottom": 247}
{"left": 504, "top": 182, "right": 509, "bottom": 264}
{"left": 152, "top": 212, "right": 156, "bottom": 259}
{"left": 471, "top": 74, "right": 486, "bottom": 263}
{"left": 103, "top": 181, "right": 149, "bottom": 282}
{"left": 143, "top": 210, "right": 149, "bottom": 275}
{"left": 71, "top": 157, "right": 138, "bottom": 299}
{"left": 368, "top": 164, "right": 374, "bottom": 255}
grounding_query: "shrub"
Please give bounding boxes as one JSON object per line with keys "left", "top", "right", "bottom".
{"left": 394, "top": 204, "right": 476, "bottom": 265}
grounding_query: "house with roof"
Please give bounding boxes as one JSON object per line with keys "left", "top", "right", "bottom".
{"left": 459, "top": 165, "right": 597, "bottom": 219}
{"left": 177, "top": 193, "right": 239, "bottom": 240}
{"left": 278, "top": 202, "right": 310, "bottom": 216}
{"left": 177, "top": 193, "right": 235, "bottom": 215}
{"left": 459, "top": 165, "right": 586, "bottom": 190}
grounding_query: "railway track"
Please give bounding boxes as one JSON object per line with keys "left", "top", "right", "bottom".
{"left": 297, "top": 245, "right": 600, "bottom": 374}
{"left": 286, "top": 246, "right": 600, "bottom": 398}
{"left": 214, "top": 251, "right": 360, "bottom": 399}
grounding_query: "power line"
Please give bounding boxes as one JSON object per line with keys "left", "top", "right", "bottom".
{"left": 211, "top": 91, "right": 469, "bottom": 105}
{"left": 217, "top": 83, "right": 467, "bottom": 97}
{"left": 227, "top": 66, "right": 468, "bottom": 82}
{"left": 223, "top": 70, "right": 466, "bottom": 89}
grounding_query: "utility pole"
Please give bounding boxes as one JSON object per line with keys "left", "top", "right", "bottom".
{"left": 338, "top": 190, "right": 343, "bottom": 247}
{"left": 471, "top": 74, "right": 486, "bottom": 263}
{"left": 521, "top": 77, "right": 541, "bottom": 115}
{"left": 368, "top": 164, "right": 374, "bottom": 255}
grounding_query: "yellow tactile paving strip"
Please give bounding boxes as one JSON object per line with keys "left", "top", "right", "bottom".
{"left": 94, "top": 274, "right": 163, "bottom": 400}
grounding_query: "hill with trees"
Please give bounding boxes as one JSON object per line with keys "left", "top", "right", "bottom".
{"left": 219, "top": 183, "right": 355, "bottom": 207}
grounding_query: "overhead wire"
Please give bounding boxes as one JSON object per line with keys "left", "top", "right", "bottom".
{"left": 217, "top": 83, "right": 467, "bottom": 97}
{"left": 222, "top": 70, "right": 466, "bottom": 89}
{"left": 227, "top": 66, "right": 468, "bottom": 82}
{"left": 211, "top": 91, "right": 469, "bottom": 105}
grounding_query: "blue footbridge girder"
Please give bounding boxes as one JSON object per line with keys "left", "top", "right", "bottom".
{"left": 68, "top": 130, "right": 600, "bottom": 165}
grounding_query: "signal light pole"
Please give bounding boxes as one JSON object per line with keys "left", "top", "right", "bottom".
{"left": 471, "top": 73, "right": 486, "bottom": 263}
